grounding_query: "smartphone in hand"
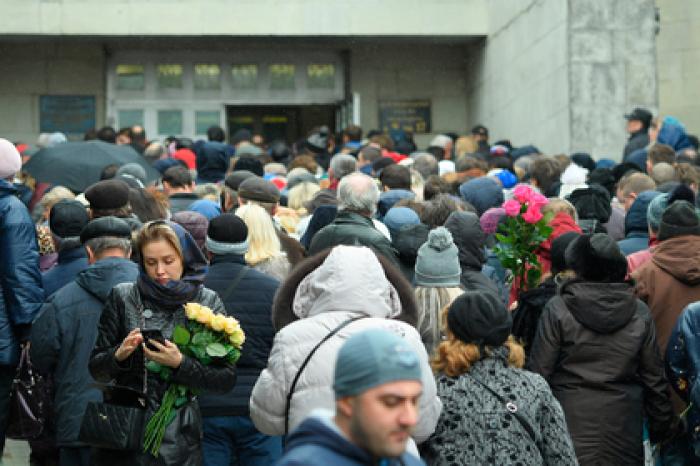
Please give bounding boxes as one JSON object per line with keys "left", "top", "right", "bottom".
{"left": 141, "top": 328, "right": 165, "bottom": 352}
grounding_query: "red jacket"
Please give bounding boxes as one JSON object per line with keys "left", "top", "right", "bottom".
{"left": 509, "top": 212, "right": 582, "bottom": 305}
{"left": 536, "top": 212, "right": 582, "bottom": 275}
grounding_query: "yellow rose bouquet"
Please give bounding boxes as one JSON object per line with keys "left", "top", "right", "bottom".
{"left": 144, "top": 303, "right": 245, "bottom": 457}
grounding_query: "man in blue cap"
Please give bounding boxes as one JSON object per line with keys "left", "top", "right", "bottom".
{"left": 278, "top": 329, "right": 425, "bottom": 466}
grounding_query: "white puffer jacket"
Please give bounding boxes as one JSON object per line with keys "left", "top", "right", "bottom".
{"left": 250, "top": 246, "right": 442, "bottom": 442}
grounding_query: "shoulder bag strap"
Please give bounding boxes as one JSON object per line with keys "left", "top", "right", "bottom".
{"left": 218, "top": 267, "right": 249, "bottom": 304}
{"left": 468, "top": 373, "right": 539, "bottom": 446}
{"left": 284, "top": 315, "right": 367, "bottom": 436}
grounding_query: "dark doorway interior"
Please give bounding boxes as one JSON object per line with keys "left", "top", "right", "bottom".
{"left": 226, "top": 105, "right": 337, "bottom": 145}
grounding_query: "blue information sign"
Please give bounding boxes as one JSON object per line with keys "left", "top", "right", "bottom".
{"left": 40, "top": 95, "right": 96, "bottom": 134}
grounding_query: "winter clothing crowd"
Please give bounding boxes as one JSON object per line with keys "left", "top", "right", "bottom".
{"left": 1, "top": 108, "right": 700, "bottom": 465}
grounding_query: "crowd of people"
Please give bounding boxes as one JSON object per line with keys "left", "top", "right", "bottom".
{"left": 1, "top": 107, "right": 700, "bottom": 465}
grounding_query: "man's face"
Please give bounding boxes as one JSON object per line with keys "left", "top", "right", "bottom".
{"left": 617, "top": 187, "right": 636, "bottom": 211}
{"left": 627, "top": 119, "right": 643, "bottom": 134}
{"left": 343, "top": 380, "right": 421, "bottom": 458}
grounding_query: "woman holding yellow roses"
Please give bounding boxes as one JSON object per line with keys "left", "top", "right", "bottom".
{"left": 89, "top": 220, "right": 237, "bottom": 466}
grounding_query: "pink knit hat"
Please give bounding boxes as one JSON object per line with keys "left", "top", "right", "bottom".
{"left": 480, "top": 207, "right": 506, "bottom": 235}
{"left": 0, "top": 138, "right": 21, "bottom": 179}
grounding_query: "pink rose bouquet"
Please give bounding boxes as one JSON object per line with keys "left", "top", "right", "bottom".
{"left": 494, "top": 185, "right": 553, "bottom": 292}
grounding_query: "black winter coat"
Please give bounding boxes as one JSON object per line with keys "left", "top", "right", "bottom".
{"left": 201, "top": 254, "right": 278, "bottom": 417}
{"left": 89, "top": 282, "right": 236, "bottom": 466}
{"left": 31, "top": 257, "right": 139, "bottom": 446}
{"left": 528, "top": 279, "right": 673, "bottom": 465}
{"left": 444, "top": 211, "right": 502, "bottom": 296}
{"left": 308, "top": 211, "right": 399, "bottom": 266}
{"left": 0, "top": 179, "right": 44, "bottom": 366}
{"left": 511, "top": 277, "right": 557, "bottom": 354}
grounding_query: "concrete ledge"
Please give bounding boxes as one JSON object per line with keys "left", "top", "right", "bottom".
{"left": 3, "top": 0, "right": 489, "bottom": 36}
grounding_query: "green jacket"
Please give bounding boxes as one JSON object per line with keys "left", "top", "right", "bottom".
{"left": 308, "top": 211, "right": 399, "bottom": 266}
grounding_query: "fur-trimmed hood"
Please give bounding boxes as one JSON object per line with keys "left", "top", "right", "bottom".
{"left": 272, "top": 245, "right": 418, "bottom": 331}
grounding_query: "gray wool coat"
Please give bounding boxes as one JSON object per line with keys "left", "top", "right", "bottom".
{"left": 423, "top": 347, "right": 578, "bottom": 466}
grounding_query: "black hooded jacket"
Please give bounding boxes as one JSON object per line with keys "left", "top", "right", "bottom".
{"left": 528, "top": 279, "right": 673, "bottom": 465}
{"left": 444, "top": 211, "right": 501, "bottom": 295}
{"left": 392, "top": 223, "right": 430, "bottom": 283}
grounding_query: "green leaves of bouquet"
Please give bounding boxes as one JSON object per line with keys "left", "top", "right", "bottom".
{"left": 494, "top": 185, "right": 554, "bottom": 292}
{"left": 144, "top": 303, "right": 245, "bottom": 457}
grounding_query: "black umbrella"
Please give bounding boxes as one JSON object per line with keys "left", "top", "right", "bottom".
{"left": 22, "top": 141, "right": 161, "bottom": 193}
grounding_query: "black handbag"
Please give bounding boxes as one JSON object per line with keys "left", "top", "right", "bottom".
{"left": 6, "top": 345, "right": 50, "bottom": 440}
{"left": 78, "top": 304, "right": 149, "bottom": 451}
{"left": 78, "top": 384, "right": 147, "bottom": 450}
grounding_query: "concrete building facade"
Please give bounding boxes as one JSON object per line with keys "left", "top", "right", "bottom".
{"left": 0, "top": 0, "right": 677, "bottom": 159}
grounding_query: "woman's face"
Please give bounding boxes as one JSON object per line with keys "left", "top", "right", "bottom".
{"left": 142, "top": 239, "right": 183, "bottom": 285}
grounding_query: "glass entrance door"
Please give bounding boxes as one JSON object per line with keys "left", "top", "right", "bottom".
{"left": 226, "top": 105, "right": 337, "bottom": 144}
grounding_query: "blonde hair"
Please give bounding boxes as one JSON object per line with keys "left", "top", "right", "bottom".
{"left": 235, "top": 203, "right": 282, "bottom": 265}
{"left": 40, "top": 186, "right": 75, "bottom": 210}
{"left": 415, "top": 287, "right": 463, "bottom": 354}
{"left": 454, "top": 136, "right": 478, "bottom": 158}
{"left": 542, "top": 198, "right": 577, "bottom": 221}
{"left": 410, "top": 168, "right": 425, "bottom": 202}
{"left": 287, "top": 182, "right": 320, "bottom": 211}
{"left": 431, "top": 307, "right": 525, "bottom": 376}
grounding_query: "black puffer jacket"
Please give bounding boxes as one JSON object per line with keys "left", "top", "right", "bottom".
{"left": 89, "top": 282, "right": 237, "bottom": 466}
{"left": 528, "top": 279, "right": 673, "bottom": 465}
{"left": 0, "top": 179, "right": 44, "bottom": 366}
{"left": 201, "top": 254, "right": 278, "bottom": 417}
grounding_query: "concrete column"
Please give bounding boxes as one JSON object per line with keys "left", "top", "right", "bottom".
{"left": 569, "top": 0, "right": 657, "bottom": 158}
{"left": 468, "top": 0, "right": 658, "bottom": 160}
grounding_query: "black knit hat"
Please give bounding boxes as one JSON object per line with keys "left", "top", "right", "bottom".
{"left": 565, "top": 233, "right": 627, "bottom": 282}
{"left": 84, "top": 179, "right": 130, "bottom": 210}
{"left": 658, "top": 200, "right": 700, "bottom": 241}
{"left": 238, "top": 177, "right": 280, "bottom": 203}
{"left": 447, "top": 290, "right": 512, "bottom": 347}
{"left": 80, "top": 216, "right": 131, "bottom": 244}
{"left": 206, "top": 214, "right": 249, "bottom": 256}
{"left": 207, "top": 214, "right": 248, "bottom": 244}
{"left": 550, "top": 231, "right": 581, "bottom": 275}
{"left": 49, "top": 199, "right": 89, "bottom": 239}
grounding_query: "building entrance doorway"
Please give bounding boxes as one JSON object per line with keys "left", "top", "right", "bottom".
{"left": 226, "top": 105, "right": 338, "bottom": 145}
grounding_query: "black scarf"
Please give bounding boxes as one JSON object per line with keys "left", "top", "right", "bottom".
{"left": 136, "top": 272, "right": 202, "bottom": 311}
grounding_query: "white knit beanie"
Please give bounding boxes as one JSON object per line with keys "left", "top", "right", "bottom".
{"left": 0, "top": 138, "right": 21, "bottom": 179}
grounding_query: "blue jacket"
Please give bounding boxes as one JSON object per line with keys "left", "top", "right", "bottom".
{"left": 277, "top": 414, "right": 425, "bottom": 466}
{"left": 41, "top": 244, "right": 89, "bottom": 298}
{"left": 195, "top": 141, "right": 233, "bottom": 183}
{"left": 667, "top": 301, "right": 700, "bottom": 445}
{"left": 30, "top": 257, "right": 138, "bottom": 446}
{"left": 201, "top": 253, "right": 279, "bottom": 417}
{"left": 658, "top": 119, "right": 693, "bottom": 152}
{"left": 618, "top": 191, "right": 659, "bottom": 257}
{"left": 0, "top": 180, "right": 44, "bottom": 366}
{"left": 377, "top": 189, "right": 416, "bottom": 219}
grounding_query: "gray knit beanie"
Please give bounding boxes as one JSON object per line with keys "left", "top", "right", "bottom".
{"left": 415, "top": 227, "right": 461, "bottom": 287}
